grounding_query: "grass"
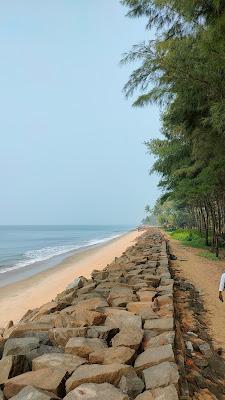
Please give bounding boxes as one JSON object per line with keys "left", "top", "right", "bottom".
{"left": 197, "top": 251, "right": 221, "bottom": 261}
{"left": 166, "top": 228, "right": 224, "bottom": 260}
{"left": 166, "top": 228, "right": 208, "bottom": 249}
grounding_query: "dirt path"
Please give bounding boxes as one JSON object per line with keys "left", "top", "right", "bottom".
{"left": 168, "top": 236, "right": 225, "bottom": 349}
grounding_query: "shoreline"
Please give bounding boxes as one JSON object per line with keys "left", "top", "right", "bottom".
{"left": 0, "top": 229, "right": 143, "bottom": 327}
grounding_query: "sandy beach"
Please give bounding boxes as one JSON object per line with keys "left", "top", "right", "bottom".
{"left": 0, "top": 230, "right": 143, "bottom": 327}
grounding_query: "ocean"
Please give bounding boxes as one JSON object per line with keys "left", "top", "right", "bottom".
{"left": 0, "top": 225, "right": 133, "bottom": 287}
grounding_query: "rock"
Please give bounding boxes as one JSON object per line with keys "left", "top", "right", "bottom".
{"left": 135, "top": 345, "right": 174, "bottom": 371}
{"left": 4, "top": 321, "right": 54, "bottom": 339}
{"left": 71, "top": 298, "right": 108, "bottom": 312}
{"left": 4, "top": 368, "right": 69, "bottom": 399}
{"left": 157, "top": 295, "right": 173, "bottom": 307}
{"left": 86, "top": 326, "right": 119, "bottom": 342}
{"left": 186, "top": 341, "right": 194, "bottom": 352}
{"left": 151, "top": 384, "right": 179, "bottom": 399}
{"left": 77, "top": 283, "right": 96, "bottom": 295}
{"left": 111, "top": 327, "right": 143, "bottom": 350}
{"left": 71, "top": 310, "right": 106, "bottom": 327}
{"left": 0, "top": 390, "right": 3, "bottom": 400}
{"left": 107, "top": 287, "right": 134, "bottom": 306}
{"left": 119, "top": 372, "right": 145, "bottom": 399}
{"left": 143, "top": 331, "right": 175, "bottom": 350}
{"left": 92, "top": 270, "right": 109, "bottom": 281}
{"left": 89, "top": 346, "right": 135, "bottom": 364}
{"left": 27, "top": 344, "right": 63, "bottom": 362}
{"left": 35, "top": 302, "right": 59, "bottom": 317}
{"left": 143, "top": 362, "right": 179, "bottom": 390}
{"left": 3, "top": 337, "right": 40, "bottom": 357}
{"left": 64, "top": 382, "right": 128, "bottom": 400}
{"left": 136, "top": 291, "right": 157, "bottom": 302}
{"left": 135, "top": 392, "right": 154, "bottom": 400}
{"left": 66, "top": 363, "right": 133, "bottom": 392}
{"left": 49, "top": 328, "right": 87, "bottom": 347}
{"left": 144, "top": 318, "right": 173, "bottom": 332}
{"left": 10, "top": 386, "right": 60, "bottom": 399}
{"left": 126, "top": 302, "right": 156, "bottom": 320}
{"left": 65, "top": 337, "right": 107, "bottom": 358}
{"left": 0, "top": 355, "right": 30, "bottom": 384}
{"left": 104, "top": 309, "right": 142, "bottom": 330}
{"left": 199, "top": 342, "right": 212, "bottom": 358}
{"left": 67, "top": 277, "right": 87, "bottom": 290}
{"left": 32, "top": 353, "right": 87, "bottom": 373}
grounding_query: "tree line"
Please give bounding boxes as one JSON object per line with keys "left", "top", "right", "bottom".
{"left": 121, "top": 0, "right": 225, "bottom": 256}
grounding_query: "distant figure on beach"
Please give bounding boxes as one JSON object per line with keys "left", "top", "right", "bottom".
{"left": 219, "top": 272, "right": 225, "bottom": 302}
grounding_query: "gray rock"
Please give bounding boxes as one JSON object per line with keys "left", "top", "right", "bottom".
{"left": 10, "top": 386, "right": 60, "bottom": 399}
{"left": 3, "top": 337, "right": 40, "bottom": 357}
{"left": 143, "top": 362, "right": 179, "bottom": 390}
{"left": 64, "top": 382, "right": 128, "bottom": 399}
{"left": 0, "top": 355, "right": 30, "bottom": 384}
{"left": 144, "top": 318, "right": 174, "bottom": 332}
{"left": 135, "top": 345, "right": 174, "bottom": 371}
{"left": 119, "top": 372, "right": 145, "bottom": 399}
{"left": 86, "top": 326, "right": 119, "bottom": 342}
{"left": 151, "top": 384, "right": 179, "bottom": 399}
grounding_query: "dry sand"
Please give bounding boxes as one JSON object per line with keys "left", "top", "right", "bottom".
{"left": 168, "top": 236, "right": 225, "bottom": 349}
{"left": 0, "top": 230, "right": 143, "bottom": 327}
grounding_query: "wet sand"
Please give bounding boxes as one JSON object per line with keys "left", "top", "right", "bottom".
{"left": 0, "top": 230, "right": 143, "bottom": 327}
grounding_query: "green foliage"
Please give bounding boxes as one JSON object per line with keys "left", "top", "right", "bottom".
{"left": 121, "top": 0, "right": 225, "bottom": 256}
{"left": 197, "top": 251, "right": 221, "bottom": 261}
{"left": 168, "top": 229, "right": 207, "bottom": 248}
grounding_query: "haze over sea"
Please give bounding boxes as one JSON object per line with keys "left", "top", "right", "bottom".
{"left": 0, "top": 225, "right": 132, "bottom": 287}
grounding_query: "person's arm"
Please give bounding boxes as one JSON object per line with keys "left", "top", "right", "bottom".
{"left": 219, "top": 273, "right": 225, "bottom": 302}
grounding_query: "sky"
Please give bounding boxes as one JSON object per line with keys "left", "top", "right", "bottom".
{"left": 0, "top": 0, "right": 161, "bottom": 225}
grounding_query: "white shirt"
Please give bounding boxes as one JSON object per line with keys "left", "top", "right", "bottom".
{"left": 219, "top": 273, "right": 225, "bottom": 291}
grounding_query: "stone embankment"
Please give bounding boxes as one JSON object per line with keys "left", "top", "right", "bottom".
{"left": 0, "top": 230, "right": 179, "bottom": 400}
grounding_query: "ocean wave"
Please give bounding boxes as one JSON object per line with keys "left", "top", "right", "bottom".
{"left": 0, "top": 233, "right": 123, "bottom": 275}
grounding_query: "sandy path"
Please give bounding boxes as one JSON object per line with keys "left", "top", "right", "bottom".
{"left": 168, "top": 236, "right": 225, "bottom": 348}
{"left": 0, "top": 230, "right": 143, "bottom": 327}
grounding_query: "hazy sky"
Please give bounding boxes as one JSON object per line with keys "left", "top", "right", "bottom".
{"left": 0, "top": 1, "right": 161, "bottom": 225}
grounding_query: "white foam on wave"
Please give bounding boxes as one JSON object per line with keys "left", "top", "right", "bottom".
{"left": 0, "top": 233, "right": 123, "bottom": 275}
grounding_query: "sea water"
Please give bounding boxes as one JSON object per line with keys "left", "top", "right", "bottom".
{"left": 0, "top": 225, "right": 133, "bottom": 287}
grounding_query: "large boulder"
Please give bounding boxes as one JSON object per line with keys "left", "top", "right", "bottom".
{"left": 142, "top": 362, "right": 179, "bottom": 390}
{"left": 10, "top": 386, "right": 60, "bottom": 400}
{"left": 104, "top": 309, "right": 142, "bottom": 330}
{"left": 143, "top": 331, "right": 175, "bottom": 350}
{"left": 151, "top": 384, "right": 179, "bottom": 400}
{"left": 107, "top": 286, "right": 135, "bottom": 307}
{"left": 66, "top": 363, "right": 133, "bottom": 392}
{"left": 0, "top": 355, "right": 30, "bottom": 384}
{"left": 64, "top": 383, "right": 128, "bottom": 400}
{"left": 134, "top": 345, "right": 174, "bottom": 371}
{"left": 3, "top": 337, "right": 40, "bottom": 357}
{"left": 71, "top": 298, "right": 108, "bottom": 312}
{"left": 49, "top": 328, "right": 87, "bottom": 347}
{"left": 136, "top": 290, "right": 156, "bottom": 302}
{"left": 144, "top": 318, "right": 173, "bottom": 332}
{"left": 86, "top": 326, "right": 119, "bottom": 342}
{"left": 4, "top": 322, "right": 54, "bottom": 340}
{"left": 89, "top": 346, "right": 135, "bottom": 364}
{"left": 118, "top": 372, "right": 145, "bottom": 399}
{"left": 126, "top": 302, "right": 156, "bottom": 320}
{"left": 32, "top": 353, "right": 87, "bottom": 373}
{"left": 4, "top": 368, "right": 69, "bottom": 399}
{"left": 70, "top": 310, "right": 106, "bottom": 327}
{"left": 65, "top": 337, "right": 107, "bottom": 358}
{"left": 111, "top": 327, "right": 143, "bottom": 350}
